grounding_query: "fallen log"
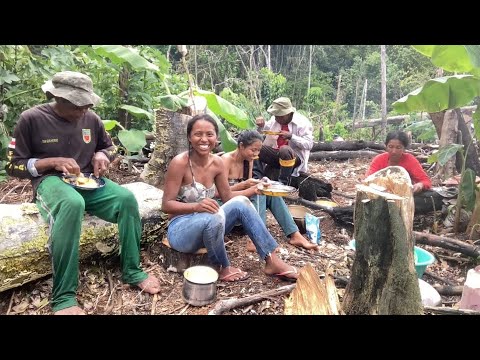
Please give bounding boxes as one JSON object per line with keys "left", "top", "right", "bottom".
{"left": 311, "top": 140, "right": 385, "bottom": 152}
{"left": 424, "top": 306, "right": 480, "bottom": 315}
{"left": 309, "top": 150, "right": 380, "bottom": 161}
{"left": 343, "top": 166, "right": 423, "bottom": 315}
{"left": 0, "top": 182, "right": 167, "bottom": 293}
{"left": 352, "top": 115, "right": 418, "bottom": 129}
{"left": 432, "top": 285, "right": 463, "bottom": 296}
{"left": 208, "top": 284, "right": 296, "bottom": 315}
{"left": 413, "top": 231, "right": 480, "bottom": 258}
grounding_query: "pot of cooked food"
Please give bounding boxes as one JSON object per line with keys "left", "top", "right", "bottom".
{"left": 182, "top": 266, "right": 219, "bottom": 306}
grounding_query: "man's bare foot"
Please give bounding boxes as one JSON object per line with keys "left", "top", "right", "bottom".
{"left": 54, "top": 305, "right": 86, "bottom": 315}
{"left": 263, "top": 252, "right": 299, "bottom": 281}
{"left": 288, "top": 232, "right": 319, "bottom": 251}
{"left": 219, "top": 266, "right": 249, "bottom": 282}
{"left": 246, "top": 239, "right": 256, "bottom": 252}
{"left": 136, "top": 274, "right": 161, "bottom": 294}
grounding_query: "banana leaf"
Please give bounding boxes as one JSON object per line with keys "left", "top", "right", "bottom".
{"left": 393, "top": 75, "right": 480, "bottom": 113}
{"left": 92, "top": 45, "right": 158, "bottom": 72}
{"left": 413, "top": 45, "right": 480, "bottom": 75}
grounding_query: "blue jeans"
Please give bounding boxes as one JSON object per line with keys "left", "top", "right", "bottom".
{"left": 250, "top": 195, "right": 298, "bottom": 237}
{"left": 167, "top": 196, "right": 278, "bottom": 268}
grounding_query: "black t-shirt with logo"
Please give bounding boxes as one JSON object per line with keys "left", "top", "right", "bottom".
{"left": 6, "top": 103, "right": 113, "bottom": 196}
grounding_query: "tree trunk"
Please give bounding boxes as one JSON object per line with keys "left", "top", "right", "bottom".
{"left": 311, "top": 140, "right": 385, "bottom": 152}
{"left": 436, "top": 109, "right": 459, "bottom": 180}
{"left": 0, "top": 182, "right": 166, "bottom": 293}
{"left": 429, "top": 111, "right": 446, "bottom": 140}
{"left": 455, "top": 108, "right": 480, "bottom": 176}
{"left": 380, "top": 45, "right": 387, "bottom": 138}
{"left": 141, "top": 108, "right": 191, "bottom": 187}
{"left": 118, "top": 65, "right": 130, "bottom": 129}
{"left": 309, "top": 150, "right": 380, "bottom": 161}
{"left": 343, "top": 166, "right": 423, "bottom": 315}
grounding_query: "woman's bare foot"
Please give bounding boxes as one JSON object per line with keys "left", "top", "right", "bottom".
{"left": 136, "top": 274, "right": 161, "bottom": 294}
{"left": 288, "top": 232, "right": 319, "bottom": 251}
{"left": 54, "top": 305, "right": 86, "bottom": 315}
{"left": 246, "top": 239, "right": 256, "bottom": 252}
{"left": 219, "top": 266, "right": 249, "bottom": 282}
{"left": 263, "top": 252, "right": 299, "bottom": 281}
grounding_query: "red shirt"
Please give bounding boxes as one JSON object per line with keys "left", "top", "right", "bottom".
{"left": 366, "top": 152, "right": 432, "bottom": 190}
{"left": 276, "top": 123, "right": 290, "bottom": 148}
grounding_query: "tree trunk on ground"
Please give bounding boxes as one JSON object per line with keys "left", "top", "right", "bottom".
{"left": 311, "top": 140, "right": 385, "bottom": 152}
{"left": 0, "top": 182, "right": 166, "bottom": 293}
{"left": 343, "top": 166, "right": 423, "bottom": 315}
{"left": 309, "top": 150, "right": 380, "bottom": 161}
{"left": 141, "top": 108, "right": 191, "bottom": 187}
{"left": 413, "top": 231, "right": 480, "bottom": 258}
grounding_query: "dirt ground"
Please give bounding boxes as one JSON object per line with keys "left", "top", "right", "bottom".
{"left": 0, "top": 157, "right": 474, "bottom": 315}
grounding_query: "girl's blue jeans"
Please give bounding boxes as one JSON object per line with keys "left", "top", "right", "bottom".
{"left": 167, "top": 196, "right": 278, "bottom": 267}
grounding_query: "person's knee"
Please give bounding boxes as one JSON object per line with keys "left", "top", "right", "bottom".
{"left": 61, "top": 195, "right": 85, "bottom": 214}
{"left": 279, "top": 146, "right": 295, "bottom": 159}
{"left": 116, "top": 189, "right": 139, "bottom": 211}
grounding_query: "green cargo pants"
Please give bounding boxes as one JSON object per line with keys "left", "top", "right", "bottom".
{"left": 36, "top": 176, "right": 148, "bottom": 312}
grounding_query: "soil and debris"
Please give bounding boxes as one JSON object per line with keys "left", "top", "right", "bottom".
{"left": 0, "top": 157, "right": 475, "bottom": 315}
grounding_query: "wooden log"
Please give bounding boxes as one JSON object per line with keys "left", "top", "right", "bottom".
{"left": 0, "top": 182, "right": 167, "bottom": 293}
{"left": 284, "top": 265, "right": 342, "bottom": 315}
{"left": 158, "top": 237, "right": 209, "bottom": 273}
{"left": 141, "top": 108, "right": 191, "bottom": 188}
{"left": 208, "top": 284, "right": 296, "bottom": 315}
{"left": 432, "top": 285, "right": 463, "bottom": 296}
{"left": 311, "top": 140, "right": 385, "bottom": 152}
{"left": 343, "top": 166, "right": 423, "bottom": 315}
{"left": 351, "top": 115, "right": 418, "bottom": 129}
{"left": 424, "top": 306, "right": 480, "bottom": 315}
{"left": 413, "top": 231, "right": 480, "bottom": 258}
{"left": 309, "top": 150, "right": 380, "bottom": 161}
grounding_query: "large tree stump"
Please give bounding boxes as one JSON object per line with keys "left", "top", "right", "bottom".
{"left": 343, "top": 166, "right": 423, "bottom": 315}
{"left": 141, "top": 108, "right": 191, "bottom": 188}
{"left": 0, "top": 182, "right": 167, "bottom": 293}
{"left": 158, "top": 237, "right": 209, "bottom": 273}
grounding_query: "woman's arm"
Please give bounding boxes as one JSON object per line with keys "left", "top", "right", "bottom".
{"left": 404, "top": 154, "right": 432, "bottom": 191}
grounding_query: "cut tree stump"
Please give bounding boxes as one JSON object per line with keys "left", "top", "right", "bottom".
{"left": 0, "top": 182, "right": 167, "bottom": 293}
{"left": 343, "top": 166, "right": 423, "bottom": 315}
{"left": 158, "top": 237, "right": 209, "bottom": 273}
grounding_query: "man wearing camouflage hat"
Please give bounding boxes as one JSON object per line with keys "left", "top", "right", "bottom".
{"left": 256, "top": 97, "right": 313, "bottom": 185}
{"left": 6, "top": 71, "right": 161, "bottom": 315}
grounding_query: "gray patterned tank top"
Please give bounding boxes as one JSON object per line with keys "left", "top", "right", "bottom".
{"left": 177, "top": 156, "right": 216, "bottom": 203}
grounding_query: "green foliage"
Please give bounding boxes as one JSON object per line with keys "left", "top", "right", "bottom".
{"left": 461, "top": 168, "right": 476, "bottom": 211}
{"left": 427, "top": 143, "right": 464, "bottom": 165}
{"left": 92, "top": 45, "right": 159, "bottom": 72}
{"left": 117, "top": 129, "right": 147, "bottom": 154}
{"left": 413, "top": 45, "right": 480, "bottom": 74}
{"left": 404, "top": 119, "right": 437, "bottom": 142}
{"left": 259, "top": 68, "right": 287, "bottom": 109}
{"left": 393, "top": 75, "right": 480, "bottom": 113}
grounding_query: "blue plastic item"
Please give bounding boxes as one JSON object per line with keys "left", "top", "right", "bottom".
{"left": 348, "top": 239, "right": 435, "bottom": 278}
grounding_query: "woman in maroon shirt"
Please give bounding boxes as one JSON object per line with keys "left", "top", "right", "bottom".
{"left": 367, "top": 131, "right": 431, "bottom": 193}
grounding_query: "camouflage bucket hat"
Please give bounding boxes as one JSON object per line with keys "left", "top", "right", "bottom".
{"left": 44, "top": 71, "right": 101, "bottom": 107}
{"left": 267, "top": 97, "right": 296, "bottom": 116}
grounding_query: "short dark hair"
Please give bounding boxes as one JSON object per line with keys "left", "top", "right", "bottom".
{"left": 385, "top": 130, "right": 409, "bottom": 148}
{"left": 187, "top": 114, "right": 218, "bottom": 137}
{"left": 237, "top": 130, "right": 263, "bottom": 147}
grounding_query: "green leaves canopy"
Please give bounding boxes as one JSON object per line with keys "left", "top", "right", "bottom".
{"left": 413, "top": 45, "right": 480, "bottom": 74}
{"left": 393, "top": 75, "right": 480, "bottom": 113}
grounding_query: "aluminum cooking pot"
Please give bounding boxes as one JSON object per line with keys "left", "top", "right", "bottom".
{"left": 182, "top": 266, "right": 219, "bottom": 306}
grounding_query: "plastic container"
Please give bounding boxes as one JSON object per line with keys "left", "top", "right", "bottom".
{"left": 459, "top": 265, "right": 480, "bottom": 311}
{"left": 348, "top": 239, "right": 435, "bottom": 278}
